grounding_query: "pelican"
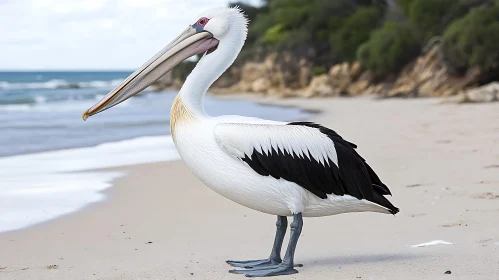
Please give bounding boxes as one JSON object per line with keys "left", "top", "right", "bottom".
{"left": 82, "top": 7, "right": 399, "bottom": 277}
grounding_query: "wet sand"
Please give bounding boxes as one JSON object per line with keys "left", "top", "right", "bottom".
{"left": 1, "top": 96, "right": 498, "bottom": 279}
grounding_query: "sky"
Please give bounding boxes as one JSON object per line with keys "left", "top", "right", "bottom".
{"left": 0, "top": 0, "right": 260, "bottom": 70}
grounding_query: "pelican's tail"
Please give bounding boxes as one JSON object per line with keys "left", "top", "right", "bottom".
{"left": 371, "top": 190, "right": 399, "bottom": 215}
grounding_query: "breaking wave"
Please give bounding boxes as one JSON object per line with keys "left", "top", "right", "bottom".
{"left": 0, "top": 79, "right": 123, "bottom": 90}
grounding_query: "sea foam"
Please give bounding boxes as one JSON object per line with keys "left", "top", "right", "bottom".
{"left": 0, "top": 136, "right": 179, "bottom": 233}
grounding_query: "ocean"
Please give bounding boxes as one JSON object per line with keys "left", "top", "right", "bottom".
{"left": 0, "top": 71, "right": 310, "bottom": 232}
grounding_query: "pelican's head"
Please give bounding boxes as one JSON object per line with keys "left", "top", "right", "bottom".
{"left": 82, "top": 7, "right": 247, "bottom": 120}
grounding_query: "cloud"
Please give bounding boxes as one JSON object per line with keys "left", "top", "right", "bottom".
{"left": 0, "top": 0, "right": 259, "bottom": 70}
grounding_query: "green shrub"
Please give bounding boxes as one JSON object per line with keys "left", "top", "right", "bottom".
{"left": 330, "top": 7, "right": 383, "bottom": 62}
{"left": 313, "top": 66, "right": 327, "bottom": 76}
{"left": 240, "top": 0, "right": 386, "bottom": 64}
{"left": 397, "top": 0, "right": 415, "bottom": 15}
{"left": 407, "top": 0, "right": 493, "bottom": 42}
{"left": 442, "top": 6, "right": 499, "bottom": 73}
{"left": 261, "top": 24, "right": 287, "bottom": 45}
{"left": 357, "top": 22, "right": 419, "bottom": 79}
{"left": 408, "top": 0, "right": 458, "bottom": 41}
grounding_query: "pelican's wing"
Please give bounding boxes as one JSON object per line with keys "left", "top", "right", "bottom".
{"left": 214, "top": 121, "right": 398, "bottom": 214}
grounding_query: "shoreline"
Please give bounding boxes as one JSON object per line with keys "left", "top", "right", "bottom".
{"left": 0, "top": 94, "right": 310, "bottom": 233}
{"left": 1, "top": 95, "right": 499, "bottom": 279}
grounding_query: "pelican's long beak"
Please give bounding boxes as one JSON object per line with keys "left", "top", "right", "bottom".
{"left": 82, "top": 26, "right": 219, "bottom": 120}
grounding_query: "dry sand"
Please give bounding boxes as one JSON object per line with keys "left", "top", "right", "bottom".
{"left": 1, "top": 96, "right": 499, "bottom": 280}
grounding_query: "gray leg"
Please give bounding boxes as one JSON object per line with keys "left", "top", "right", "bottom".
{"left": 231, "top": 213, "right": 303, "bottom": 277}
{"left": 227, "top": 216, "right": 287, "bottom": 268}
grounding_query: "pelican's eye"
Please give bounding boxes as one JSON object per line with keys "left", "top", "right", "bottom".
{"left": 197, "top": 17, "right": 209, "bottom": 27}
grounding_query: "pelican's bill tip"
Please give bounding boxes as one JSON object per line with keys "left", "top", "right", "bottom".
{"left": 82, "top": 109, "right": 89, "bottom": 121}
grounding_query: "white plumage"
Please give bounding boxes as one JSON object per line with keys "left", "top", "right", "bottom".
{"left": 214, "top": 123, "right": 339, "bottom": 166}
{"left": 173, "top": 115, "right": 392, "bottom": 217}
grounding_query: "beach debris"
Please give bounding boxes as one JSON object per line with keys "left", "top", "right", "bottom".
{"left": 473, "top": 192, "right": 499, "bottom": 200}
{"left": 444, "top": 270, "right": 452, "bottom": 274}
{"left": 477, "top": 239, "right": 492, "bottom": 243}
{"left": 45, "top": 265, "right": 58, "bottom": 270}
{"left": 406, "top": 184, "right": 423, "bottom": 188}
{"left": 0, "top": 267, "right": 6, "bottom": 270}
{"left": 475, "top": 180, "right": 496, "bottom": 185}
{"left": 442, "top": 221, "right": 468, "bottom": 227}
{"left": 410, "top": 240, "right": 453, "bottom": 248}
{"left": 410, "top": 213, "right": 426, "bottom": 218}
{"left": 146, "top": 241, "right": 153, "bottom": 244}
{"left": 484, "top": 164, "right": 499, "bottom": 169}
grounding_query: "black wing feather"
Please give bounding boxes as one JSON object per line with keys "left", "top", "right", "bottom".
{"left": 240, "top": 121, "right": 399, "bottom": 214}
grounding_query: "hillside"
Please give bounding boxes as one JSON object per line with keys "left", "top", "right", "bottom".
{"left": 154, "top": 0, "right": 499, "bottom": 102}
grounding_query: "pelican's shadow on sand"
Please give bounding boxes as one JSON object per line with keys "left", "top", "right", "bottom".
{"left": 304, "top": 252, "right": 425, "bottom": 268}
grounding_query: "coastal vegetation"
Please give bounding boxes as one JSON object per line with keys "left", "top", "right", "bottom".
{"left": 156, "top": 0, "right": 499, "bottom": 101}
{"left": 232, "top": 0, "right": 499, "bottom": 78}
{"left": 442, "top": 5, "right": 499, "bottom": 75}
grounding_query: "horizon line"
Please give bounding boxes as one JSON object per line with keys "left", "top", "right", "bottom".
{"left": 0, "top": 69, "right": 135, "bottom": 72}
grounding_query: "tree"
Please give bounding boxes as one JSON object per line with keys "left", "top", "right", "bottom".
{"left": 442, "top": 5, "right": 499, "bottom": 74}
{"left": 357, "top": 22, "right": 419, "bottom": 79}
{"left": 331, "top": 7, "right": 383, "bottom": 62}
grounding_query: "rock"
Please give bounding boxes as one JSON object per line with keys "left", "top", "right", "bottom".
{"left": 329, "top": 62, "right": 350, "bottom": 77}
{"left": 349, "top": 62, "right": 364, "bottom": 80}
{"left": 240, "top": 62, "right": 267, "bottom": 84}
{"left": 329, "top": 64, "right": 341, "bottom": 77}
{"left": 298, "top": 58, "right": 312, "bottom": 89}
{"left": 236, "top": 81, "right": 253, "bottom": 92}
{"left": 465, "top": 82, "right": 499, "bottom": 102}
{"left": 387, "top": 81, "right": 418, "bottom": 97}
{"left": 225, "top": 53, "right": 309, "bottom": 94}
{"left": 365, "top": 83, "right": 391, "bottom": 95}
{"left": 229, "top": 62, "right": 267, "bottom": 93}
{"left": 440, "top": 91, "right": 468, "bottom": 104}
{"left": 251, "top": 77, "right": 271, "bottom": 93}
{"left": 277, "top": 53, "right": 313, "bottom": 89}
{"left": 368, "top": 45, "right": 481, "bottom": 98}
{"left": 347, "top": 71, "right": 372, "bottom": 95}
{"left": 305, "top": 74, "right": 335, "bottom": 97}
{"left": 213, "top": 66, "right": 241, "bottom": 88}
{"left": 328, "top": 63, "right": 352, "bottom": 95}
{"left": 348, "top": 80, "right": 370, "bottom": 96}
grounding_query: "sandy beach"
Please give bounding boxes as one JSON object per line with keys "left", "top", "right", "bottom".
{"left": 1, "top": 95, "right": 498, "bottom": 280}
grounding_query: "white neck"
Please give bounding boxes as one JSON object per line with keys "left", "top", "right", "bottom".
{"left": 178, "top": 20, "right": 246, "bottom": 117}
